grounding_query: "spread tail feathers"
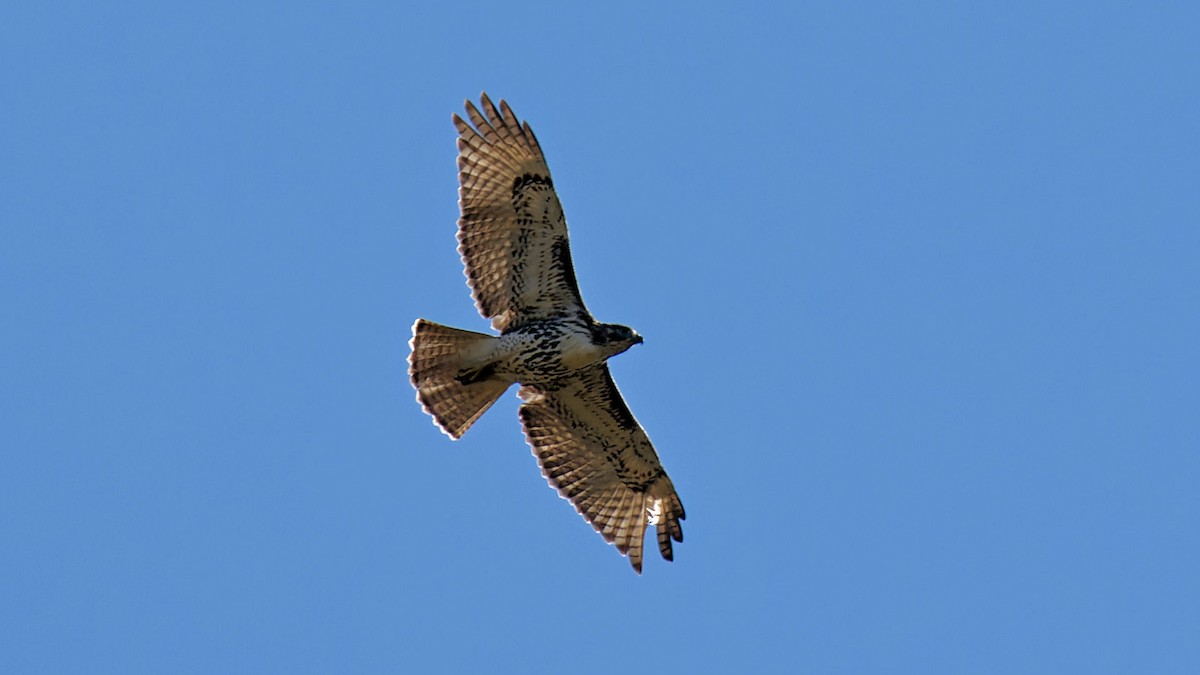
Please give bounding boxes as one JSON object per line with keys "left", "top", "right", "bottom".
{"left": 409, "top": 319, "right": 509, "bottom": 438}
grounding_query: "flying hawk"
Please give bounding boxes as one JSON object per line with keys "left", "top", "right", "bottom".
{"left": 408, "top": 93, "right": 685, "bottom": 573}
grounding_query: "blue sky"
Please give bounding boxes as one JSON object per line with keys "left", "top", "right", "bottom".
{"left": 3, "top": 2, "right": 1198, "bottom": 673}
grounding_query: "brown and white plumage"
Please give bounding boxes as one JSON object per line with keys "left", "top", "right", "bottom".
{"left": 519, "top": 365, "right": 685, "bottom": 573}
{"left": 454, "top": 95, "right": 587, "bottom": 333}
{"left": 409, "top": 93, "right": 684, "bottom": 573}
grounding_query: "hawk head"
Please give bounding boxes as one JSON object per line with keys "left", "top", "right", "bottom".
{"left": 593, "top": 323, "right": 643, "bottom": 357}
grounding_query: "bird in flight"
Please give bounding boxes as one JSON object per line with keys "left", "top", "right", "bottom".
{"left": 409, "top": 93, "right": 685, "bottom": 573}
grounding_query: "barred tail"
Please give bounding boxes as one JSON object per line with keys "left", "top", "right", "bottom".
{"left": 408, "top": 319, "right": 510, "bottom": 439}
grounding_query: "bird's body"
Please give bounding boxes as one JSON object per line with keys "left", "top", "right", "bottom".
{"left": 409, "top": 94, "right": 684, "bottom": 573}
{"left": 487, "top": 317, "right": 632, "bottom": 384}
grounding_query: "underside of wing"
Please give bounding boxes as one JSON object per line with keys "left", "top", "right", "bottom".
{"left": 517, "top": 365, "right": 685, "bottom": 573}
{"left": 454, "top": 93, "right": 590, "bottom": 333}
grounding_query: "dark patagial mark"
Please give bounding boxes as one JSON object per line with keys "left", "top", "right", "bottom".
{"left": 602, "top": 380, "right": 639, "bottom": 431}
{"left": 551, "top": 237, "right": 586, "bottom": 307}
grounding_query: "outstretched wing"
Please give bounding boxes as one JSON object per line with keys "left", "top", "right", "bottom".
{"left": 454, "top": 93, "right": 590, "bottom": 333}
{"left": 518, "top": 365, "right": 685, "bottom": 573}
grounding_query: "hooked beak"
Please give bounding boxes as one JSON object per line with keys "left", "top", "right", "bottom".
{"left": 633, "top": 333, "right": 644, "bottom": 345}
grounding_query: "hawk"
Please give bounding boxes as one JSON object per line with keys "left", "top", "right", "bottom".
{"left": 409, "top": 93, "right": 685, "bottom": 573}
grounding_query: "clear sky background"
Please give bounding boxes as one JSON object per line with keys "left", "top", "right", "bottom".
{"left": 3, "top": 2, "right": 1198, "bottom": 673}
